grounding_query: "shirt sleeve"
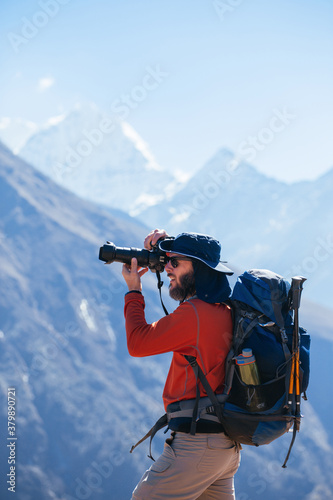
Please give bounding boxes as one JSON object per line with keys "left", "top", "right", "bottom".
{"left": 124, "top": 293, "right": 198, "bottom": 357}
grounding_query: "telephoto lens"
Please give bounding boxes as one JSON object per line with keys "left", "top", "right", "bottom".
{"left": 99, "top": 242, "right": 168, "bottom": 272}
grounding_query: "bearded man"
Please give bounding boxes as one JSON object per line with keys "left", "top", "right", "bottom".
{"left": 122, "top": 229, "right": 241, "bottom": 500}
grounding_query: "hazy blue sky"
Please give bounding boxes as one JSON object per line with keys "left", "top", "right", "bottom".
{"left": 1, "top": 0, "right": 332, "bottom": 182}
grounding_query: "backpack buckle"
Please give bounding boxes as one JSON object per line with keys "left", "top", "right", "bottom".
{"left": 280, "top": 328, "right": 288, "bottom": 343}
{"left": 186, "top": 356, "right": 198, "bottom": 368}
{"left": 205, "top": 405, "right": 216, "bottom": 415}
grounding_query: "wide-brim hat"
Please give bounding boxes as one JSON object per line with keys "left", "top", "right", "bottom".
{"left": 159, "top": 232, "right": 234, "bottom": 275}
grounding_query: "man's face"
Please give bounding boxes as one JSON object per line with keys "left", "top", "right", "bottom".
{"left": 164, "top": 253, "right": 196, "bottom": 301}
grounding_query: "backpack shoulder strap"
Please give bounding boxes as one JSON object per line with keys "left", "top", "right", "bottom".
{"left": 184, "top": 355, "right": 227, "bottom": 432}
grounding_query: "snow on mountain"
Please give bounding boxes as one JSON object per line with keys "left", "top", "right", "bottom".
{"left": 16, "top": 103, "right": 182, "bottom": 215}
{"left": 0, "top": 117, "right": 38, "bottom": 153}
{"left": 136, "top": 148, "right": 333, "bottom": 309}
{"left": 1, "top": 141, "right": 333, "bottom": 499}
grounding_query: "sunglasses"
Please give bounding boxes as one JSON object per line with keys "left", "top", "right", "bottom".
{"left": 166, "top": 256, "right": 193, "bottom": 268}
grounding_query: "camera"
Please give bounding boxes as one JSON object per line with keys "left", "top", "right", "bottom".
{"left": 99, "top": 241, "right": 168, "bottom": 272}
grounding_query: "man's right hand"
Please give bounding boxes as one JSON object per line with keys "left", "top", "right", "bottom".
{"left": 122, "top": 258, "right": 148, "bottom": 292}
{"left": 144, "top": 229, "right": 169, "bottom": 250}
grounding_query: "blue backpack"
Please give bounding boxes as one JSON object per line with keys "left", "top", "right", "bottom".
{"left": 186, "top": 269, "right": 310, "bottom": 467}
{"left": 130, "top": 269, "right": 310, "bottom": 467}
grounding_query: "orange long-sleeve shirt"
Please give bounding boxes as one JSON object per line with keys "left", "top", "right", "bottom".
{"left": 124, "top": 292, "right": 233, "bottom": 410}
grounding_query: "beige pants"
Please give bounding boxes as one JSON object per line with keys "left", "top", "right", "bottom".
{"left": 132, "top": 432, "right": 241, "bottom": 500}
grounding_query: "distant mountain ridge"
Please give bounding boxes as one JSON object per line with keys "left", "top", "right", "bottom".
{"left": 11, "top": 103, "right": 182, "bottom": 215}
{"left": 1, "top": 104, "right": 331, "bottom": 309}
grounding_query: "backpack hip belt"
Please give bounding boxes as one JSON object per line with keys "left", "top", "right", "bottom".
{"left": 167, "top": 396, "right": 224, "bottom": 424}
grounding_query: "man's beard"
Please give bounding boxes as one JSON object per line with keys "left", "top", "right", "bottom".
{"left": 169, "top": 271, "right": 196, "bottom": 302}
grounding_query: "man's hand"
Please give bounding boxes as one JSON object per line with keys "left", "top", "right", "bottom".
{"left": 122, "top": 258, "right": 148, "bottom": 292}
{"left": 144, "top": 229, "right": 169, "bottom": 250}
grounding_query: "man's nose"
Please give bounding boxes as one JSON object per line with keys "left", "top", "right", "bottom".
{"left": 164, "top": 260, "right": 173, "bottom": 272}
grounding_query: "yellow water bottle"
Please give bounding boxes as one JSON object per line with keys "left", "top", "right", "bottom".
{"left": 235, "top": 348, "right": 261, "bottom": 385}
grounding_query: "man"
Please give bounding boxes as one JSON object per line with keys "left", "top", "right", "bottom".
{"left": 122, "top": 228, "right": 241, "bottom": 500}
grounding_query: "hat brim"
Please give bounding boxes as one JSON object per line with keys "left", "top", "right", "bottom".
{"left": 159, "top": 238, "right": 234, "bottom": 275}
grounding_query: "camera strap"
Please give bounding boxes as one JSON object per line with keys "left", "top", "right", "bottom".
{"left": 156, "top": 270, "right": 169, "bottom": 316}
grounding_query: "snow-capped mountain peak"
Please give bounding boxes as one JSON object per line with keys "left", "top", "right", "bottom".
{"left": 120, "top": 121, "right": 163, "bottom": 172}
{"left": 15, "top": 103, "right": 179, "bottom": 214}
